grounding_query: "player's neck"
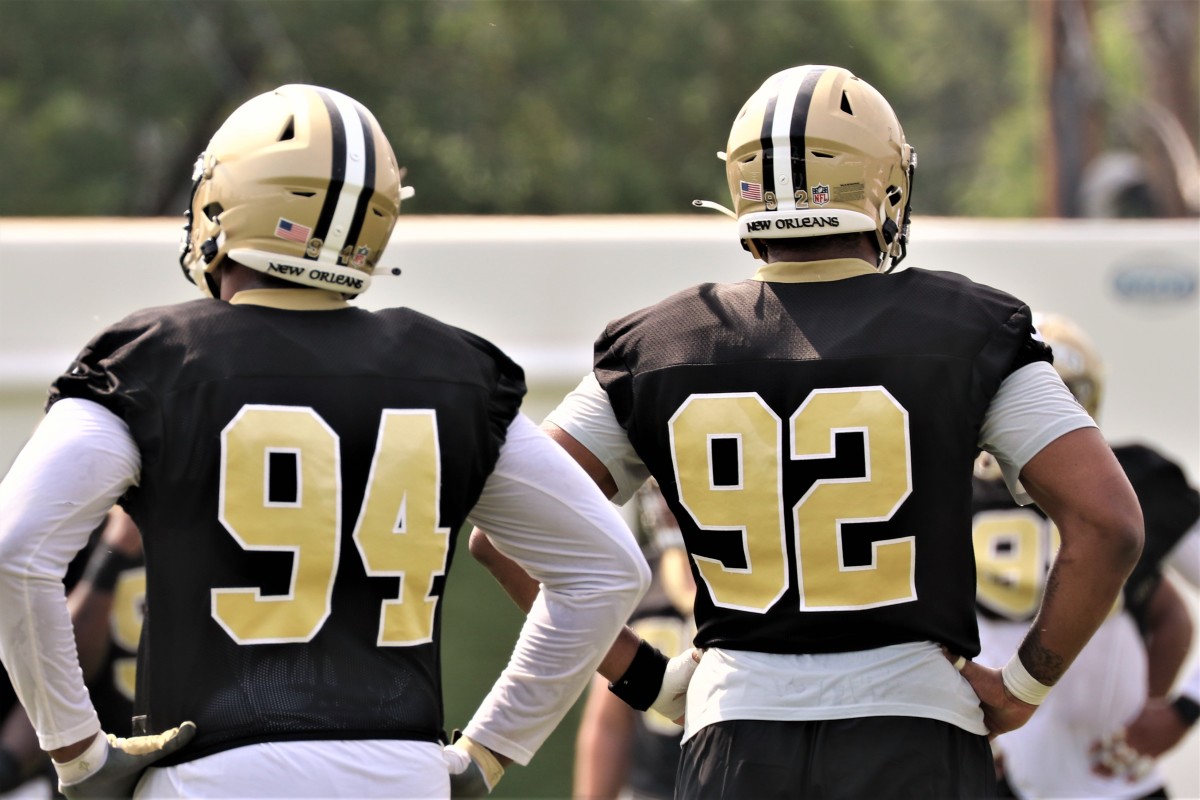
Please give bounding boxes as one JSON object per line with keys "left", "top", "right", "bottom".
{"left": 217, "top": 262, "right": 297, "bottom": 301}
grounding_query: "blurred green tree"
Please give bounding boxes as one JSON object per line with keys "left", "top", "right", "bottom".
{"left": 0, "top": 0, "right": 1111, "bottom": 219}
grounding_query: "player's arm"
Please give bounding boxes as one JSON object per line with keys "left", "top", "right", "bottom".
{"left": 1018, "top": 426, "right": 1144, "bottom": 680}
{"left": 573, "top": 674, "right": 635, "bottom": 800}
{"left": 1139, "top": 576, "right": 1194, "bottom": 699}
{"left": 0, "top": 399, "right": 194, "bottom": 797}
{"left": 1094, "top": 658, "right": 1200, "bottom": 778}
{"left": 470, "top": 410, "right": 700, "bottom": 709}
{"left": 469, "top": 527, "right": 688, "bottom": 687}
{"left": 1091, "top": 576, "right": 1195, "bottom": 780}
{"left": 0, "top": 506, "right": 143, "bottom": 794}
{"left": 955, "top": 363, "right": 1143, "bottom": 736}
{"left": 446, "top": 414, "right": 651, "bottom": 794}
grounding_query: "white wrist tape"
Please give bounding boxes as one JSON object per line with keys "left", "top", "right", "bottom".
{"left": 53, "top": 731, "right": 108, "bottom": 787}
{"left": 1002, "top": 655, "right": 1052, "bottom": 706}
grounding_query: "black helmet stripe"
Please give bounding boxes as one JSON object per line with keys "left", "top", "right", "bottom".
{"left": 341, "top": 105, "right": 377, "bottom": 258}
{"left": 758, "top": 66, "right": 826, "bottom": 212}
{"left": 307, "top": 87, "right": 373, "bottom": 266}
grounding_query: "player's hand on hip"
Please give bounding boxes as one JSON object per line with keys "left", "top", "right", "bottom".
{"left": 944, "top": 649, "right": 1037, "bottom": 737}
{"left": 650, "top": 647, "right": 703, "bottom": 724}
{"left": 444, "top": 734, "right": 505, "bottom": 797}
{"left": 56, "top": 722, "right": 197, "bottom": 799}
{"left": 1092, "top": 698, "right": 1188, "bottom": 778}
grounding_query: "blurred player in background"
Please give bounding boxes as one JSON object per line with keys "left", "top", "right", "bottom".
{"left": 573, "top": 480, "right": 696, "bottom": 800}
{"left": 476, "top": 64, "right": 1143, "bottom": 798}
{"left": 1096, "top": 659, "right": 1200, "bottom": 781}
{"left": 973, "top": 312, "right": 1199, "bottom": 799}
{"left": 0, "top": 84, "right": 649, "bottom": 798}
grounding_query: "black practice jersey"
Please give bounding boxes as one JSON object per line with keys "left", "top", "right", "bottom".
{"left": 974, "top": 443, "right": 1199, "bottom": 626}
{"left": 594, "top": 267, "right": 1049, "bottom": 657}
{"left": 48, "top": 296, "right": 525, "bottom": 763}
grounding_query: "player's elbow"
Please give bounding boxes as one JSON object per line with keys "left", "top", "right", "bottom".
{"left": 1088, "top": 494, "right": 1144, "bottom": 578}
{"left": 467, "top": 527, "right": 499, "bottom": 568}
{"left": 606, "top": 537, "right": 653, "bottom": 613}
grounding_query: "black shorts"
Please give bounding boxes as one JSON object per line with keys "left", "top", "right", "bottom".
{"left": 675, "top": 716, "right": 997, "bottom": 799}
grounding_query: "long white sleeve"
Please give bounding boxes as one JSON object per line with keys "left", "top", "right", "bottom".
{"left": 0, "top": 398, "right": 141, "bottom": 750}
{"left": 461, "top": 415, "right": 650, "bottom": 764}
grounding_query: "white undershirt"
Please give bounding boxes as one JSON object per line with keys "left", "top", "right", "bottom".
{"left": 0, "top": 399, "right": 648, "bottom": 787}
{"left": 545, "top": 360, "right": 1096, "bottom": 740}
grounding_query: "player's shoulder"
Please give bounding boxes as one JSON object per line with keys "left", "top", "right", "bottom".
{"left": 113, "top": 297, "right": 222, "bottom": 328}
{"left": 896, "top": 266, "right": 1028, "bottom": 313}
{"left": 372, "top": 306, "right": 525, "bottom": 382}
{"left": 600, "top": 280, "right": 739, "bottom": 340}
{"left": 83, "top": 298, "right": 225, "bottom": 354}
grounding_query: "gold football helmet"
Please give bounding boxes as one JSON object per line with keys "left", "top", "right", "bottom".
{"left": 1033, "top": 312, "right": 1105, "bottom": 418}
{"left": 179, "top": 84, "right": 413, "bottom": 297}
{"left": 697, "top": 65, "right": 916, "bottom": 270}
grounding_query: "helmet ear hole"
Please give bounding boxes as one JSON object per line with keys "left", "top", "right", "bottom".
{"left": 885, "top": 186, "right": 903, "bottom": 207}
{"left": 840, "top": 91, "right": 853, "bottom": 115}
{"left": 202, "top": 202, "right": 223, "bottom": 222}
{"left": 279, "top": 116, "right": 295, "bottom": 142}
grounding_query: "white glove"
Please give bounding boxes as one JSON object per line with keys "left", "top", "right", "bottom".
{"left": 649, "top": 647, "right": 702, "bottom": 723}
{"left": 55, "top": 722, "right": 196, "bottom": 799}
{"left": 443, "top": 734, "right": 504, "bottom": 797}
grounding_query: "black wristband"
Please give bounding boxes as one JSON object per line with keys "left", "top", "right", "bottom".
{"left": 607, "top": 639, "right": 669, "bottom": 712}
{"left": 81, "top": 547, "right": 141, "bottom": 593}
{"left": 1171, "top": 695, "right": 1200, "bottom": 727}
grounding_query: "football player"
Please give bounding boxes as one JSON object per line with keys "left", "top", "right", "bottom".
{"left": 0, "top": 84, "right": 650, "bottom": 798}
{"left": 478, "top": 64, "right": 1144, "bottom": 797}
{"left": 973, "top": 312, "right": 1199, "bottom": 798}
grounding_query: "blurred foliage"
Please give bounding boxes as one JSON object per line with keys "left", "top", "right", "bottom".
{"left": 0, "top": 0, "right": 1188, "bottom": 219}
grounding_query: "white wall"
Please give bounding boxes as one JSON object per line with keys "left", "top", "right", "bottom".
{"left": 1, "top": 215, "right": 1197, "bottom": 794}
{"left": 4, "top": 215, "right": 1195, "bottom": 471}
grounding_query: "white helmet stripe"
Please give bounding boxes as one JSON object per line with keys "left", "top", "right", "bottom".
{"left": 314, "top": 89, "right": 370, "bottom": 265}
{"left": 761, "top": 66, "right": 827, "bottom": 213}
{"left": 769, "top": 67, "right": 812, "bottom": 212}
